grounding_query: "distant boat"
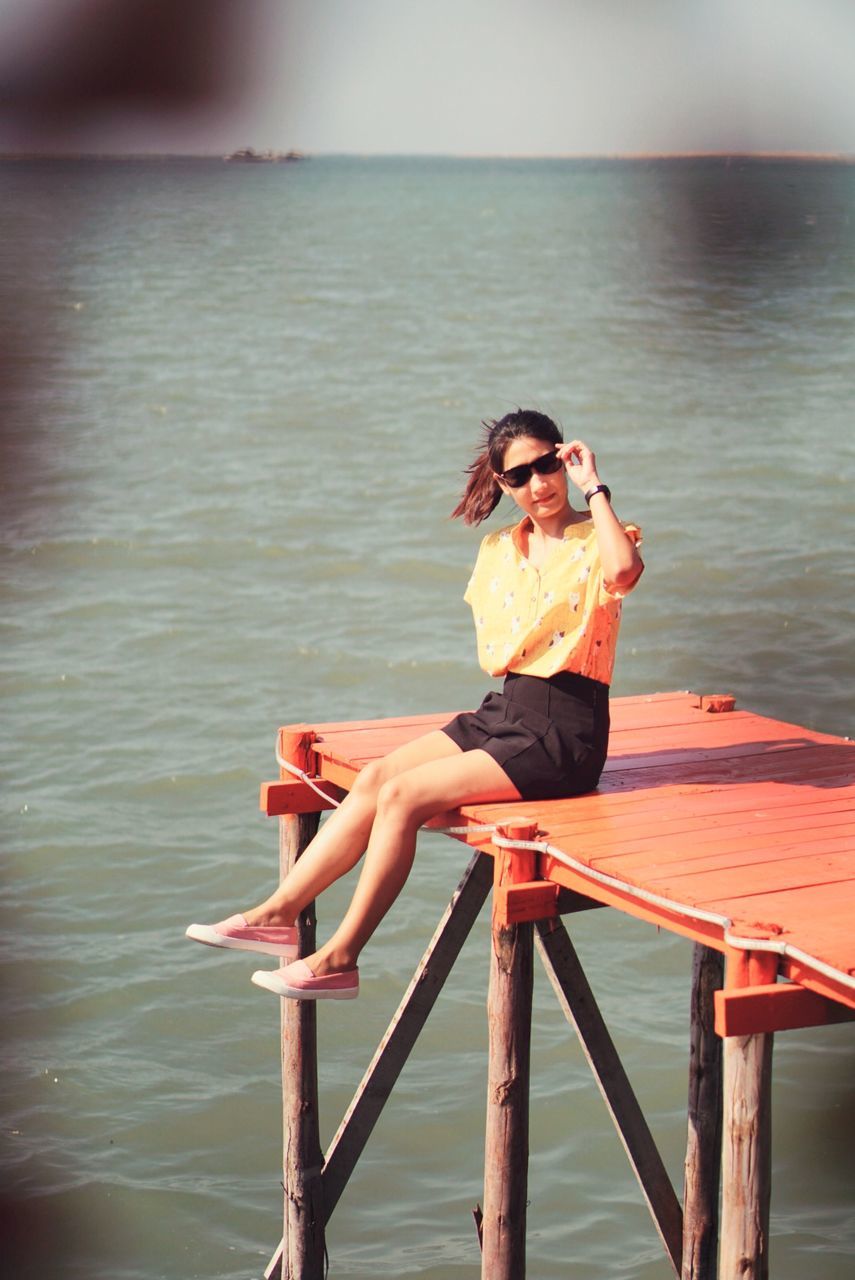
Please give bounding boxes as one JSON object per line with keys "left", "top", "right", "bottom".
{"left": 223, "top": 148, "right": 306, "bottom": 163}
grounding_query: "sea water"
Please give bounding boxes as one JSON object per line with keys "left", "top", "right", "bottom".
{"left": 1, "top": 156, "right": 854, "bottom": 1278}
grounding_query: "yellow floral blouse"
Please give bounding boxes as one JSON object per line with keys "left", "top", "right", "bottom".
{"left": 463, "top": 515, "right": 642, "bottom": 686}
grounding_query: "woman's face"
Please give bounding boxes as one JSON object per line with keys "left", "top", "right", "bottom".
{"left": 497, "top": 435, "right": 569, "bottom": 520}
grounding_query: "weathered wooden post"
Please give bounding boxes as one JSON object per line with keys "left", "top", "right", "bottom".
{"left": 481, "top": 818, "right": 538, "bottom": 1280}
{"left": 718, "top": 948, "right": 777, "bottom": 1280}
{"left": 682, "top": 943, "right": 724, "bottom": 1280}
{"left": 275, "top": 729, "right": 325, "bottom": 1280}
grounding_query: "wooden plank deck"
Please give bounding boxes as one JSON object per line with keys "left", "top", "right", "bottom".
{"left": 279, "top": 691, "right": 855, "bottom": 1015}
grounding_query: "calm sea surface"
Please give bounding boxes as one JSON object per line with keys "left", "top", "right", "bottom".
{"left": 1, "top": 156, "right": 854, "bottom": 1279}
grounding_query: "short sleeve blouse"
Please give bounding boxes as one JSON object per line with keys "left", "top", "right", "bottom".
{"left": 463, "top": 515, "right": 642, "bottom": 686}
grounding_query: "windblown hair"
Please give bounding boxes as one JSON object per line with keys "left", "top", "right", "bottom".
{"left": 450, "top": 409, "right": 564, "bottom": 525}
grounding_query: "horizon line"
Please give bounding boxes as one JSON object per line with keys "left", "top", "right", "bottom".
{"left": 2, "top": 148, "right": 855, "bottom": 163}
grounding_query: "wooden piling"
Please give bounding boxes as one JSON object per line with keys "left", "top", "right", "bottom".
{"left": 481, "top": 821, "right": 537, "bottom": 1280}
{"left": 682, "top": 943, "right": 724, "bottom": 1280}
{"left": 274, "top": 729, "right": 326, "bottom": 1280}
{"left": 720, "top": 1031, "right": 773, "bottom": 1280}
{"left": 718, "top": 950, "right": 777, "bottom": 1280}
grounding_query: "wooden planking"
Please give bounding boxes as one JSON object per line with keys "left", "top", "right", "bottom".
{"left": 653, "top": 851, "right": 854, "bottom": 908}
{"left": 307, "top": 702, "right": 849, "bottom": 791}
{"left": 304, "top": 695, "right": 730, "bottom": 761}
{"left": 311, "top": 745, "right": 801, "bottom": 790}
{"left": 598, "top": 751, "right": 853, "bottom": 792}
{"left": 639, "top": 827, "right": 852, "bottom": 874}
{"left": 583, "top": 803, "right": 855, "bottom": 853}
{"left": 715, "top": 883, "right": 855, "bottom": 1000}
{"left": 539, "top": 807, "right": 855, "bottom": 876}
{"left": 587, "top": 831, "right": 855, "bottom": 886}
{"left": 544, "top": 801, "right": 855, "bottom": 852}
{"left": 527, "top": 788, "right": 854, "bottom": 854}
{"left": 305, "top": 692, "right": 735, "bottom": 771}
{"left": 301, "top": 690, "right": 696, "bottom": 740}
{"left": 275, "top": 694, "right": 855, "bottom": 1014}
{"left": 520, "top": 784, "right": 852, "bottom": 844}
{"left": 609, "top": 709, "right": 844, "bottom": 747}
{"left": 723, "top": 881, "right": 855, "bottom": 945}
{"left": 301, "top": 695, "right": 840, "bottom": 761}
{"left": 463, "top": 701, "right": 854, "bottom": 1008}
{"left": 285, "top": 710, "right": 461, "bottom": 737}
{"left": 462, "top": 785, "right": 854, "bottom": 846}
{"left": 607, "top": 725, "right": 833, "bottom": 764}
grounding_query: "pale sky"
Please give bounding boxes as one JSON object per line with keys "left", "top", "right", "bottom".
{"left": 3, "top": 0, "right": 855, "bottom": 156}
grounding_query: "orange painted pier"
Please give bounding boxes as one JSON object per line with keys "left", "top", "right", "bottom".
{"left": 259, "top": 692, "right": 855, "bottom": 1280}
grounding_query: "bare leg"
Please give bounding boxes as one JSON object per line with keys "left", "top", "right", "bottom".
{"left": 305, "top": 748, "right": 521, "bottom": 976}
{"left": 243, "top": 731, "right": 465, "bottom": 927}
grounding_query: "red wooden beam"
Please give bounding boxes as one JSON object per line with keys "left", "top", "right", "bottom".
{"left": 494, "top": 881, "right": 559, "bottom": 926}
{"left": 259, "top": 778, "right": 343, "bottom": 816}
{"left": 714, "top": 982, "right": 855, "bottom": 1037}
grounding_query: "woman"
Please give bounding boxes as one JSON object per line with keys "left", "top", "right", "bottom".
{"left": 186, "top": 409, "right": 643, "bottom": 1000}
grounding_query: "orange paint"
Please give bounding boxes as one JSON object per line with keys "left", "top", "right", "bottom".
{"left": 269, "top": 691, "right": 855, "bottom": 1021}
{"left": 714, "top": 983, "right": 855, "bottom": 1037}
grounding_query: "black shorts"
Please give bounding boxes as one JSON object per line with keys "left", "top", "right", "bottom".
{"left": 440, "top": 671, "right": 610, "bottom": 802}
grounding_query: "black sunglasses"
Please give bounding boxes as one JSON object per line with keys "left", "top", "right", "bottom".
{"left": 498, "top": 450, "right": 563, "bottom": 489}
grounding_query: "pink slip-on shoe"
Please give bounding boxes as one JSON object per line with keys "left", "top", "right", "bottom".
{"left": 251, "top": 959, "right": 359, "bottom": 1001}
{"left": 185, "top": 914, "right": 299, "bottom": 958}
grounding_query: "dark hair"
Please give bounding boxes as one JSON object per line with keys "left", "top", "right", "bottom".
{"left": 450, "top": 409, "right": 563, "bottom": 525}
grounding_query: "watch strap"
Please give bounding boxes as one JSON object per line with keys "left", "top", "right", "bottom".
{"left": 584, "top": 483, "right": 612, "bottom": 504}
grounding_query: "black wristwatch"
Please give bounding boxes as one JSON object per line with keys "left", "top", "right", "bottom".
{"left": 584, "top": 484, "right": 611, "bottom": 504}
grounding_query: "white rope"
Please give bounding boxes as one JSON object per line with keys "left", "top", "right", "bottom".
{"left": 492, "top": 833, "right": 855, "bottom": 995}
{"left": 275, "top": 750, "right": 345, "bottom": 809}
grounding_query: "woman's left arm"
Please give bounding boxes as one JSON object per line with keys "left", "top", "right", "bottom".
{"left": 557, "top": 439, "right": 644, "bottom": 593}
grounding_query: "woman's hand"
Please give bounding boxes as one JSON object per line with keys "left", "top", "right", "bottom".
{"left": 556, "top": 439, "right": 600, "bottom": 495}
{"left": 557, "top": 438, "right": 644, "bottom": 592}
